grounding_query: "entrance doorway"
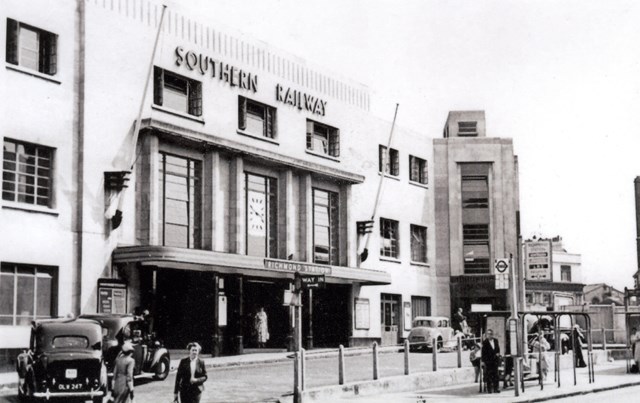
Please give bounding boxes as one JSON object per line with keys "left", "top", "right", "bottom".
{"left": 243, "top": 279, "right": 289, "bottom": 349}
{"left": 381, "top": 293, "right": 401, "bottom": 346}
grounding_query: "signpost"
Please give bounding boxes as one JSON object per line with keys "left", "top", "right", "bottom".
{"left": 525, "top": 240, "right": 553, "bottom": 281}
{"left": 494, "top": 258, "right": 510, "bottom": 290}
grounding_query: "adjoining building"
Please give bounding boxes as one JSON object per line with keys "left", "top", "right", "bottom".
{"left": 584, "top": 284, "right": 624, "bottom": 306}
{"left": 434, "top": 111, "right": 520, "bottom": 330}
{"left": 524, "top": 236, "right": 584, "bottom": 311}
{"left": 0, "top": 0, "right": 439, "bottom": 369}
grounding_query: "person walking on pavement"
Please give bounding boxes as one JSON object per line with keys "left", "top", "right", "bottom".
{"left": 254, "top": 307, "right": 269, "bottom": 348}
{"left": 470, "top": 342, "right": 482, "bottom": 383}
{"left": 453, "top": 307, "right": 466, "bottom": 333}
{"left": 531, "top": 332, "right": 551, "bottom": 381}
{"left": 481, "top": 329, "right": 501, "bottom": 393}
{"left": 573, "top": 324, "right": 587, "bottom": 368}
{"left": 174, "top": 342, "right": 208, "bottom": 403}
{"left": 631, "top": 327, "right": 640, "bottom": 369}
{"left": 112, "top": 342, "right": 135, "bottom": 403}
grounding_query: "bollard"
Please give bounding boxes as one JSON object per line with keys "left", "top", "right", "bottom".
{"left": 301, "top": 348, "right": 306, "bottom": 391}
{"left": 338, "top": 344, "right": 345, "bottom": 385}
{"left": 457, "top": 337, "right": 462, "bottom": 368}
{"left": 602, "top": 329, "right": 607, "bottom": 351}
{"left": 372, "top": 342, "right": 379, "bottom": 380}
{"left": 404, "top": 339, "right": 410, "bottom": 375}
{"left": 432, "top": 338, "right": 438, "bottom": 371}
{"left": 293, "top": 351, "right": 301, "bottom": 403}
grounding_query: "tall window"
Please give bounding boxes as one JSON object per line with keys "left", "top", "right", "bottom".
{"left": 158, "top": 153, "right": 201, "bottom": 249}
{"left": 409, "top": 155, "right": 428, "bottom": 184}
{"left": 458, "top": 121, "right": 478, "bottom": 137}
{"left": 561, "top": 265, "right": 572, "bottom": 282}
{"left": 313, "top": 189, "right": 339, "bottom": 265}
{"left": 6, "top": 19, "right": 57, "bottom": 75}
{"left": 411, "top": 296, "right": 431, "bottom": 318}
{"left": 410, "top": 224, "right": 428, "bottom": 263}
{"left": 246, "top": 173, "right": 278, "bottom": 257}
{"left": 379, "top": 145, "right": 399, "bottom": 176}
{"left": 154, "top": 67, "right": 202, "bottom": 117}
{"left": 461, "top": 163, "right": 490, "bottom": 273}
{"left": 238, "top": 97, "right": 276, "bottom": 139}
{"left": 2, "top": 139, "right": 53, "bottom": 207}
{"left": 306, "top": 120, "right": 340, "bottom": 158}
{"left": 380, "top": 218, "right": 399, "bottom": 259}
{"left": 0, "top": 263, "right": 56, "bottom": 326}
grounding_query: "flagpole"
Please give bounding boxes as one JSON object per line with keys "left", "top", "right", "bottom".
{"left": 358, "top": 103, "right": 399, "bottom": 264}
{"left": 109, "top": 4, "right": 167, "bottom": 229}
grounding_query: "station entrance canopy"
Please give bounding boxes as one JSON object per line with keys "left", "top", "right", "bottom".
{"left": 113, "top": 246, "right": 391, "bottom": 286}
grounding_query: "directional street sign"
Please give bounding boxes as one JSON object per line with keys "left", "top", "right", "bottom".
{"left": 294, "top": 273, "right": 326, "bottom": 291}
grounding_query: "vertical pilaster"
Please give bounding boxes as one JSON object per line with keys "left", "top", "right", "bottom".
{"left": 202, "top": 150, "right": 221, "bottom": 250}
{"left": 136, "top": 134, "right": 159, "bottom": 245}
{"left": 299, "top": 174, "right": 313, "bottom": 262}
{"left": 229, "top": 156, "right": 245, "bottom": 254}
{"left": 340, "top": 183, "right": 351, "bottom": 267}
{"left": 280, "top": 169, "right": 296, "bottom": 259}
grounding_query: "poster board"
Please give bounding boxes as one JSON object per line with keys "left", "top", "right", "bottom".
{"left": 354, "top": 298, "right": 370, "bottom": 330}
{"left": 218, "top": 294, "right": 227, "bottom": 326}
{"left": 525, "top": 240, "right": 553, "bottom": 281}
{"left": 97, "top": 279, "right": 127, "bottom": 314}
{"left": 403, "top": 302, "right": 412, "bottom": 331}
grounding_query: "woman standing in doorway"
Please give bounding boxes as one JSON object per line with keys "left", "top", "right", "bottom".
{"left": 254, "top": 307, "right": 269, "bottom": 348}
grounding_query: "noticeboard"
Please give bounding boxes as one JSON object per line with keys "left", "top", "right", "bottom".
{"left": 403, "top": 302, "right": 412, "bottom": 331}
{"left": 97, "top": 279, "right": 127, "bottom": 314}
{"left": 354, "top": 298, "right": 370, "bottom": 330}
{"left": 525, "top": 240, "right": 553, "bottom": 281}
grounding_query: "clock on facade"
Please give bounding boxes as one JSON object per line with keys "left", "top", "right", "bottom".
{"left": 248, "top": 191, "right": 266, "bottom": 236}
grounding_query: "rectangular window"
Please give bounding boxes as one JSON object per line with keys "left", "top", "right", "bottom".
{"left": 312, "top": 188, "right": 339, "bottom": 265}
{"left": 246, "top": 173, "right": 278, "bottom": 258}
{"left": 153, "top": 67, "right": 202, "bottom": 117}
{"left": 409, "top": 155, "right": 428, "bottom": 184}
{"left": 0, "top": 263, "right": 56, "bottom": 326}
{"left": 561, "top": 265, "right": 571, "bottom": 282}
{"left": 2, "top": 139, "right": 53, "bottom": 207}
{"left": 238, "top": 97, "right": 276, "bottom": 139}
{"left": 379, "top": 145, "right": 399, "bottom": 176}
{"left": 158, "top": 153, "right": 202, "bottom": 249}
{"left": 411, "top": 296, "right": 431, "bottom": 318}
{"left": 6, "top": 19, "right": 57, "bottom": 75}
{"left": 380, "top": 218, "right": 399, "bottom": 259}
{"left": 306, "top": 120, "right": 340, "bottom": 158}
{"left": 461, "top": 163, "right": 490, "bottom": 274}
{"left": 458, "top": 121, "right": 478, "bottom": 137}
{"left": 410, "top": 224, "right": 428, "bottom": 263}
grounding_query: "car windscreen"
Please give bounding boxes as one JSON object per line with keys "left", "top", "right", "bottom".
{"left": 52, "top": 336, "right": 89, "bottom": 349}
{"left": 413, "top": 320, "right": 435, "bottom": 327}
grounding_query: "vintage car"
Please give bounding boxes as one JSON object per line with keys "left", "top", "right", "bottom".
{"left": 80, "top": 314, "right": 170, "bottom": 380}
{"left": 16, "top": 318, "right": 108, "bottom": 402}
{"left": 407, "top": 316, "right": 455, "bottom": 352}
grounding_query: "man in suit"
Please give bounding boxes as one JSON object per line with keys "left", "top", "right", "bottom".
{"left": 481, "top": 329, "right": 501, "bottom": 393}
{"left": 174, "top": 342, "right": 208, "bottom": 403}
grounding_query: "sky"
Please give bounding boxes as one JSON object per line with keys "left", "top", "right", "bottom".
{"left": 172, "top": 0, "right": 640, "bottom": 290}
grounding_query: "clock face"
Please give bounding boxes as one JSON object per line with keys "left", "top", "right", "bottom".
{"left": 248, "top": 191, "right": 266, "bottom": 236}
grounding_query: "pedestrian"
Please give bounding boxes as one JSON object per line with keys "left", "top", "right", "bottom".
{"left": 573, "top": 324, "right": 587, "bottom": 368}
{"left": 174, "top": 342, "right": 208, "bottom": 403}
{"left": 469, "top": 342, "right": 481, "bottom": 382}
{"left": 453, "top": 307, "right": 466, "bottom": 333}
{"left": 112, "top": 341, "right": 135, "bottom": 403}
{"left": 254, "top": 307, "right": 269, "bottom": 348}
{"left": 632, "top": 327, "right": 640, "bottom": 369}
{"left": 481, "top": 329, "right": 501, "bottom": 393}
{"left": 531, "top": 332, "right": 551, "bottom": 381}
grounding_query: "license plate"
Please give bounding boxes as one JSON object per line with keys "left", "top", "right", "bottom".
{"left": 65, "top": 369, "right": 77, "bottom": 379}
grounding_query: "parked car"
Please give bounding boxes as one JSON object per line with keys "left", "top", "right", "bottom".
{"left": 16, "top": 318, "right": 108, "bottom": 403}
{"left": 407, "top": 316, "right": 455, "bottom": 352}
{"left": 80, "top": 314, "right": 170, "bottom": 380}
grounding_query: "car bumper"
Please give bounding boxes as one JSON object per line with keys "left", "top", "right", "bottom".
{"left": 34, "top": 389, "right": 104, "bottom": 399}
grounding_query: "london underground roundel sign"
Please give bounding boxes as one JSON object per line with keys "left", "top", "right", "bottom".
{"left": 494, "top": 258, "right": 510, "bottom": 274}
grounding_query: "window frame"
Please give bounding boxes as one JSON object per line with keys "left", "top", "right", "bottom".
{"left": 312, "top": 188, "right": 340, "bottom": 265}
{"left": 6, "top": 18, "right": 58, "bottom": 76}
{"left": 560, "top": 265, "right": 572, "bottom": 282}
{"left": 409, "top": 155, "right": 428, "bottom": 185}
{"left": 238, "top": 96, "right": 277, "bottom": 139}
{"left": 153, "top": 67, "right": 203, "bottom": 117}
{"left": 380, "top": 218, "right": 400, "bottom": 259}
{"left": 379, "top": 145, "right": 399, "bottom": 176}
{"left": 306, "top": 120, "right": 340, "bottom": 158}
{"left": 0, "top": 262, "right": 57, "bottom": 326}
{"left": 245, "top": 172, "right": 278, "bottom": 258}
{"left": 410, "top": 224, "right": 428, "bottom": 263}
{"left": 2, "top": 138, "right": 54, "bottom": 208}
{"left": 458, "top": 121, "right": 478, "bottom": 137}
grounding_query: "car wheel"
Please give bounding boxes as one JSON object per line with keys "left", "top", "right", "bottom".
{"left": 154, "top": 355, "right": 170, "bottom": 380}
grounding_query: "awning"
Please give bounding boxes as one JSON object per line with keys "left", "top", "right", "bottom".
{"left": 113, "top": 246, "right": 391, "bottom": 286}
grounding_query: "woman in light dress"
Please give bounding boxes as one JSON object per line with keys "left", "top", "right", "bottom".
{"left": 531, "top": 332, "right": 551, "bottom": 381}
{"left": 254, "top": 307, "right": 269, "bottom": 348}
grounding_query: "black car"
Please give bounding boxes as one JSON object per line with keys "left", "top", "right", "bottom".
{"left": 80, "top": 314, "right": 170, "bottom": 380}
{"left": 16, "top": 318, "right": 108, "bottom": 402}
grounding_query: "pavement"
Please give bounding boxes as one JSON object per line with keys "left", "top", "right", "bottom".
{"left": 332, "top": 360, "right": 640, "bottom": 403}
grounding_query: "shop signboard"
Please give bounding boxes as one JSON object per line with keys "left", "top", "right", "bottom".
{"left": 525, "top": 240, "right": 553, "bottom": 281}
{"left": 97, "top": 279, "right": 127, "bottom": 314}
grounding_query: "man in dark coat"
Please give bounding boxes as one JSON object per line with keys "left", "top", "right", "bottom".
{"left": 481, "top": 329, "right": 501, "bottom": 393}
{"left": 174, "top": 342, "right": 208, "bottom": 403}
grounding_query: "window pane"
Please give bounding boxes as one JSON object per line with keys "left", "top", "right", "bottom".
{"left": 19, "top": 26, "right": 39, "bottom": 70}
{"left": 0, "top": 274, "right": 15, "bottom": 315}
{"left": 246, "top": 113, "right": 265, "bottom": 136}
{"left": 36, "top": 275, "right": 52, "bottom": 318}
{"left": 16, "top": 275, "right": 35, "bottom": 319}
{"left": 163, "top": 85, "right": 189, "bottom": 113}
